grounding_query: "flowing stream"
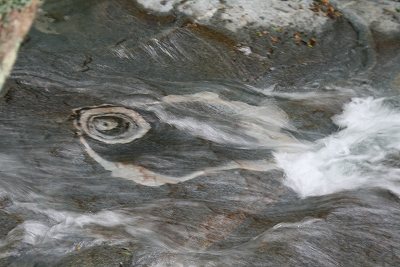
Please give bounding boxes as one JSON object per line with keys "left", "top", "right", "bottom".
{"left": 0, "top": 0, "right": 400, "bottom": 266}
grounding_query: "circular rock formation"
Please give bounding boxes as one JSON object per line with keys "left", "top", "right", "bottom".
{"left": 73, "top": 105, "right": 151, "bottom": 144}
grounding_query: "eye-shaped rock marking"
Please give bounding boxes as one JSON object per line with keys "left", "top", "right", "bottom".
{"left": 72, "top": 104, "right": 277, "bottom": 186}
{"left": 71, "top": 93, "right": 301, "bottom": 187}
{"left": 73, "top": 106, "right": 151, "bottom": 144}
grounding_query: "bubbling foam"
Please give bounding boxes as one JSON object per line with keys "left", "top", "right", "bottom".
{"left": 275, "top": 97, "right": 400, "bottom": 197}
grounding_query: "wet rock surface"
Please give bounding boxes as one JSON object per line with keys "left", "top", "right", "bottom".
{"left": 0, "top": 0, "right": 399, "bottom": 266}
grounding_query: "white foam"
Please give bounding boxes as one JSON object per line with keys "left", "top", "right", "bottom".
{"left": 275, "top": 97, "right": 400, "bottom": 197}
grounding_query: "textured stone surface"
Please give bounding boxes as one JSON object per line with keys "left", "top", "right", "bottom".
{"left": 0, "top": 0, "right": 399, "bottom": 266}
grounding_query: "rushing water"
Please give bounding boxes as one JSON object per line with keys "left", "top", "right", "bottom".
{"left": 0, "top": 0, "right": 399, "bottom": 266}
{"left": 277, "top": 96, "right": 400, "bottom": 197}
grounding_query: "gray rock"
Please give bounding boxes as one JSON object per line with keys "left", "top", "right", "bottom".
{"left": 0, "top": 0, "right": 400, "bottom": 266}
